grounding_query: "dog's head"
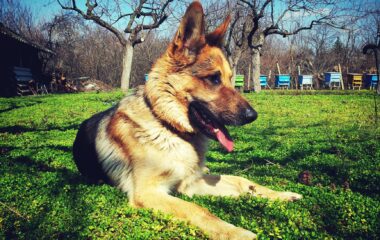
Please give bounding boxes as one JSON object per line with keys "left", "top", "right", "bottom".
{"left": 145, "top": 1, "right": 257, "bottom": 152}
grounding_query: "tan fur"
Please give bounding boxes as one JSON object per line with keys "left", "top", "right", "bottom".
{"left": 76, "top": 2, "right": 302, "bottom": 239}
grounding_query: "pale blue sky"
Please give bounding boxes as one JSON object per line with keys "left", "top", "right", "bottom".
{"left": 21, "top": 0, "right": 181, "bottom": 35}
{"left": 19, "top": 0, "right": 379, "bottom": 41}
{"left": 22, "top": 0, "right": 62, "bottom": 22}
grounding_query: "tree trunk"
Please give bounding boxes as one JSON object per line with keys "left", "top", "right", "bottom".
{"left": 228, "top": 55, "right": 237, "bottom": 87}
{"left": 231, "top": 65, "right": 237, "bottom": 87}
{"left": 244, "top": 62, "right": 251, "bottom": 92}
{"left": 251, "top": 48, "right": 261, "bottom": 93}
{"left": 121, "top": 41, "right": 134, "bottom": 91}
{"left": 227, "top": 51, "right": 243, "bottom": 88}
{"left": 374, "top": 48, "right": 380, "bottom": 94}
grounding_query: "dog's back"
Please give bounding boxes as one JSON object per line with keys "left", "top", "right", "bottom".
{"left": 73, "top": 106, "right": 116, "bottom": 183}
{"left": 73, "top": 88, "right": 141, "bottom": 188}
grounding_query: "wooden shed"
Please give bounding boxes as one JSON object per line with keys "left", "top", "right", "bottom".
{"left": 0, "top": 23, "right": 54, "bottom": 97}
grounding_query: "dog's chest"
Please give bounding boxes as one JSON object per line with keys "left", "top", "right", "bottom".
{"left": 150, "top": 134, "right": 202, "bottom": 170}
{"left": 130, "top": 113, "right": 205, "bottom": 180}
{"left": 141, "top": 133, "right": 206, "bottom": 188}
{"left": 118, "top": 92, "right": 207, "bottom": 189}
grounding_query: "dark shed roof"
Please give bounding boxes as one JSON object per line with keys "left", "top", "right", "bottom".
{"left": 0, "top": 22, "right": 54, "bottom": 54}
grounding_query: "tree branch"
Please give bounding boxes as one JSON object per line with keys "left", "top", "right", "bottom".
{"left": 238, "top": 0, "right": 271, "bottom": 49}
{"left": 124, "top": 0, "right": 146, "bottom": 34}
{"left": 124, "top": 0, "right": 172, "bottom": 44}
{"left": 85, "top": 0, "right": 98, "bottom": 16}
{"left": 58, "top": 0, "right": 173, "bottom": 47}
{"left": 258, "top": 0, "right": 272, "bottom": 18}
{"left": 264, "top": 17, "right": 347, "bottom": 37}
{"left": 57, "top": 0, "right": 127, "bottom": 46}
{"left": 239, "top": 0, "right": 254, "bottom": 10}
{"left": 270, "top": 1, "right": 274, "bottom": 25}
{"left": 225, "top": 11, "right": 241, "bottom": 56}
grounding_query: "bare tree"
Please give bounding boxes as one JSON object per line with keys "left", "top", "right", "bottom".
{"left": 43, "top": 13, "right": 123, "bottom": 86}
{"left": 304, "top": 26, "right": 337, "bottom": 88}
{"left": 131, "top": 33, "right": 169, "bottom": 86}
{"left": 57, "top": 0, "right": 174, "bottom": 91}
{"left": 237, "top": 0, "right": 359, "bottom": 92}
{"left": 0, "top": 0, "right": 48, "bottom": 45}
{"left": 363, "top": 24, "right": 380, "bottom": 94}
{"left": 360, "top": 5, "right": 380, "bottom": 94}
{"left": 224, "top": 6, "right": 251, "bottom": 88}
{"left": 202, "top": 1, "right": 251, "bottom": 88}
{"left": 0, "top": 0, "right": 33, "bottom": 37}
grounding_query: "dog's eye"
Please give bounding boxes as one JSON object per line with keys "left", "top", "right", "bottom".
{"left": 206, "top": 73, "right": 221, "bottom": 85}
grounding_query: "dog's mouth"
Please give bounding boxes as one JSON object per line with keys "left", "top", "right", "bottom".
{"left": 189, "top": 102, "right": 233, "bottom": 152}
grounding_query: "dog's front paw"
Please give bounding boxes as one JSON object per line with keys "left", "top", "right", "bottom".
{"left": 276, "top": 191, "right": 303, "bottom": 202}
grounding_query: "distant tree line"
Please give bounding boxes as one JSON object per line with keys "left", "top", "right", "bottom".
{"left": 0, "top": 0, "right": 378, "bottom": 90}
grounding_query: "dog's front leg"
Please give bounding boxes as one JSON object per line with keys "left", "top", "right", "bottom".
{"left": 130, "top": 190, "right": 257, "bottom": 240}
{"left": 178, "top": 174, "right": 302, "bottom": 201}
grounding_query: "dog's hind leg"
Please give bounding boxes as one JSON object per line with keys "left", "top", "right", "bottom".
{"left": 178, "top": 174, "right": 302, "bottom": 201}
{"left": 130, "top": 190, "right": 257, "bottom": 240}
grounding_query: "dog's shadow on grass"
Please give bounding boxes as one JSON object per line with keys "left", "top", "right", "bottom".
{"left": 1, "top": 147, "right": 92, "bottom": 239}
{"left": 0, "top": 99, "right": 44, "bottom": 114}
{"left": 0, "top": 124, "right": 81, "bottom": 134}
{"left": 207, "top": 121, "right": 348, "bottom": 180}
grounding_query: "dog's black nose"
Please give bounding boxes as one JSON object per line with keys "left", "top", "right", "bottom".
{"left": 244, "top": 107, "right": 258, "bottom": 123}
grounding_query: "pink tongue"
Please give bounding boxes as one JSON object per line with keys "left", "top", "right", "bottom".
{"left": 215, "top": 129, "right": 234, "bottom": 152}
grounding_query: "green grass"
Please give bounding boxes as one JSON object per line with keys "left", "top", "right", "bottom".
{"left": 1, "top": 90, "right": 379, "bottom": 239}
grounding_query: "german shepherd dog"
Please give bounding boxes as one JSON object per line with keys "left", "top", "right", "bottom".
{"left": 73, "top": 2, "right": 302, "bottom": 239}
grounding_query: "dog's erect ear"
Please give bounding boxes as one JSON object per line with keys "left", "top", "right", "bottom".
{"left": 173, "top": 1, "right": 205, "bottom": 56}
{"left": 206, "top": 15, "right": 231, "bottom": 47}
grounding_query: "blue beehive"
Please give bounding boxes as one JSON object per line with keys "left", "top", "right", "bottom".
{"left": 298, "top": 75, "right": 313, "bottom": 90}
{"left": 275, "top": 74, "right": 290, "bottom": 88}
{"left": 298, "top": 75, "right": 313, "bottom": 85}
{"left": 144, "top": 74, "right": 149, "bottom": 81}
{"left": 324, "top": 72, "right": 341, "bottom": 83}
{"left": 324, "top": 72, "right": 341, "bottom": 88}
{"left": 260, "top": 75, "right": 267, "bottom": 87}
{"left": 364, "top": 74, "right": 378, "bottom": 89}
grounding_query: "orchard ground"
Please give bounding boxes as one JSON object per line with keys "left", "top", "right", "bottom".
{"left": 0, "top": 90, "right": 379, "bottom": 239}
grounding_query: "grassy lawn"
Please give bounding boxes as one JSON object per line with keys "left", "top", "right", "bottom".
{"left": 1, "top": 90, "right": 379, "bottom": 239}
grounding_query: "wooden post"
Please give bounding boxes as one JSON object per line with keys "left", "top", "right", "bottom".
{"left": 248, "top": 61, "right": 251, "bottom": 91}
{"left": 276, "top": 62, "right": 281, "bottom": 74}
{"left": 375, "top": 49, "right": 380, "bottom": 94}
{"left": 289, "top": 38, "right": 294, "bottom": 89}
{"left": 268, "top": 70, "right": 272, "bottom": 89}
{"left": 338, "top": 64, "right": 345, "bottom": 90}
{"left": 297, "top": 66, "right": 301, "bottom": 90}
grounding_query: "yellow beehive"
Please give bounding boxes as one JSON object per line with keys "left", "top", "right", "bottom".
{"left": 347, "top": 73, "right": 363, "bottom": 89}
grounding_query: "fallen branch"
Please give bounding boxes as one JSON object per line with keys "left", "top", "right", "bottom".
{"left": 0, "top": 201, "right": 30, "bottom": 220}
